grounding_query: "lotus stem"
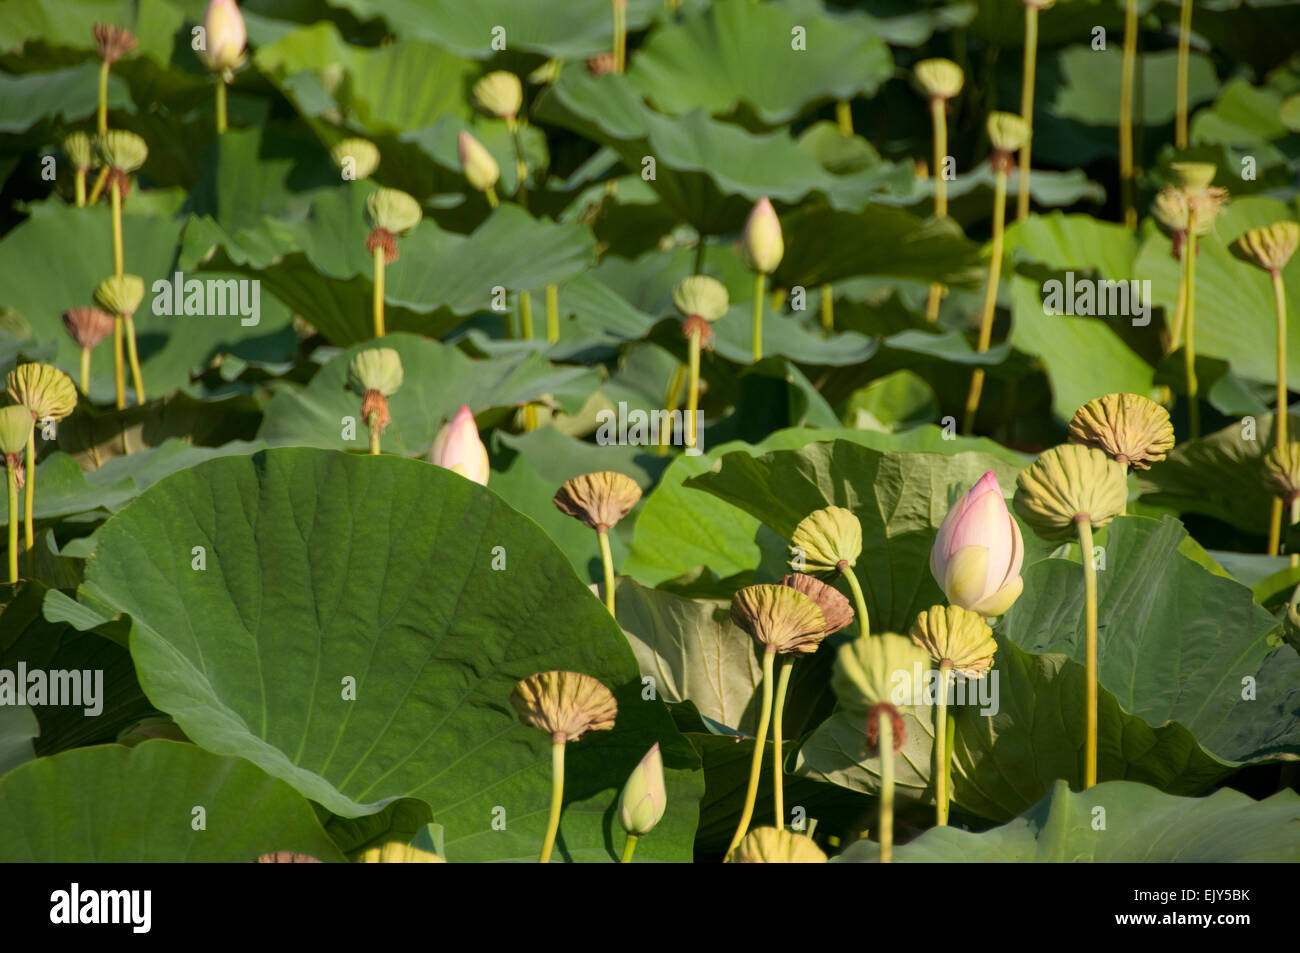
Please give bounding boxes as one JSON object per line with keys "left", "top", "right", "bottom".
{"left": 215, "top": 78, "right": 228, "bottom": 135}
{"left": 685, "top": 327, "right": 702, "bottom": 452}
{"left": 521, "top": 291, "right": 537, "bottom": 431}
{"left": 613, "top": 0, "right": 627, "bottom": 73}
{"left": 1175, "top": 0, "right": 1192, "bottom": 148}
{"left": 113, "top": 316, "right": 126, "bottom": 410}
{"left": 726, "top": 646, "right": 776, "bottom": 858}
{"left": 598, "top": 528, "right": 616, "bottom": 616}
{"left": 927, "top": 96, "right": 950, "bottom": 322}
{"left": 79, "top": 347, "right": 91, "bottom": 395}
{"left": 111, "top": 180, "right": 124, "bottom": 277}
{"left": 368, "top": 417, "right": 381, "bottom": 455}
{"left": 963, "top": 164, "right": 1009, "bottom": 434}
{"left": 1119, "top": 0, "right": 1139, "bottom": 229}
{"left": 372, "top": 245, "right": 386, "bottom": 338}
{"left": 620, "top": 833, "right": 638, "bottom": 863}
{"left": 752, "top": 273, "right": 766, "bottom": 362}
{"left": 124, "top": 315, "right": 145, "bottom": 405}
{"left": 97, "top": 61, "right": 109, "bottom": 135}
{"left": 22, "top": 430, "right": 35, "bottom": 566}
{"left": 6, "top": 465, "right": 17, "bottom": 583}
{"left": 87, "top": 167, "right": 108, "bottom": 205}
{"left": 1184, "top": 231, "right": 1200, "bottom": 439}
{"left": 485, "top": 185, "right": 499, "bottom": 208}
{"left": 1269, "top": 270, "right": 1290, "bottom": 553}
{"left": 74, "top": 169, "right": 86, "bottom": 207}
{"left": 507, "top": 117, "right": 528, "bottom": 209}
{"left": 934, "top": 661, "right": 952, "bottom": 824}
{"left": 656, "top": 364, "right": 686, "bottom": 456}
{"left": 546, "top": 284, "right": 559, "bottom": 343}
{"left": 836, "top": 100, "right": 853, "bottom": 136}
{"left": 1016, "top": 2, "right": 1039, "bottom": 222}
{"left": 1076, "top": 516, "right": 1099, "bottom": 788}
{"left": 771, "top": 656, "right": 795, "bottom": 829}
{"left": 878, "top": 708, "right": 894, "bottom": 863}
{"left": 1169, "top": 240, "right": 1188, "bottom": 350}
{"left": 1292, "top": 497, "right": 1300, "bottom": 569}
{"left": 538, "top": 738, "right": 566, "bottom": 863}
{"left": 1269, "top": 497, "right": 1284, "bottom": 556}
{"left": 840, "top": 563, "right": 870, "bottom": 636}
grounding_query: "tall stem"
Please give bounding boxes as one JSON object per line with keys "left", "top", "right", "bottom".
{"left": 840, "top": 563, "right": 870, "bottom": 636}
{"left": 820, "top": 284, "right": 834, "bottom": 333}
{"left": 1077, "top": 517, "right": 1099, "bottom": 788}
{"left": 521, "top": 291, "right": 537, "bottom": 431}
{"left": 216, "top": 78, "right": 228, "bottom": 135}
{"left": 125, "top": 315, "right": 145, "bottom": 405}
{"left": 485, "top": 185, "right": 499, "bottom": 209}
{"left": 964, "top": 167, "right": 1008, "bottom": 434}
{"left": 372, "top": 245, "right": 386, "bottom": 338}
{"left": 878, "top": 709, "right": 894, "bottom": 863}
{"left": 934, "top": 662, "right": 952, "bottom": 825}
{"left": 1016, "top": 4, "right": 1039, "bottom": 222}
{"left": 927, "top": 97, "right": 950, "bottom": 322}
{"left": 23, "top": 430, "right": 35, "bottom": 561}
{"left": 1169, "top": 238, "right": 1188, "bottom": 349}
{"left": 368, "top": 420, "right": 381, "bottom": 456}
{"left": 1270, "top": 271, "right": 1290, "bottom": 554}
{"left": 113, "top": 316, "right": 126, "bottom": 410}
{"left": 87, "top": 167, "right": 109, "bottom": 206}
{"left": 726, "top": 647, "right": 776, "bottom": 858}
{"left": 111, "top": 180, "right": 124, "bottom": 277}
{"left": 75, "top": 170, "right": 86, "bottom": 208}
{"left": 538, "top": 739, "right": 566, "bottom": 863}
{"left": 1291, "top": 497, "right": 1300, "bottom": 569}
{"left": 97, "top": 61, "right": 109, "bottom": 135}
{"left": 613, "top": 0, "right": 627, "bottom": 73}
{"left": 620, "top": 833, "right": 639, "bottom": 863}
{"left": 1184, "top": 231, "right": 1200, "bottom": 439}
{"left": 771, "top": 656, "right": 795, "bottom": 829}
{"left": 1175, "top": 0, "right": 1192, "bottom": 148}
{"left": 656, "top": 364, "right": 686, "bottom": 457}
{"left": 836, "top": 100, "right": 853, "bottom": 136}
{"left": 1269, "top": 497, "right": 1284, "bottom": 557}
{"left": 686, "top": 328, "right": 701, "bottom": 451}
{"left": 598, "top": 529, "right": 616, "bottom": 616}
{"left": 752, "top": 273, "right": 766, "bottom": 362}
{"left": 6, "top": 466, "right": 17, "bottom": 583}
{"left": 1119, "top": 0, "right": 1139, "bottom": 229}
{"left": 545, "top": 284, "right": 559, "bottom": 343}
{"left": 507, "top": 118, "right": 528, "bottom": 209}
{"left": 79, "top": 348, "right": 91, "bottom": 396}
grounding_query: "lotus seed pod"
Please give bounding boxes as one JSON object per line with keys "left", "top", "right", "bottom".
{"left": 346, "top": 348, "right": 403, "bottom": 397}
{"left": 618, "top": 743, "right": 667, "bottom": 836}
{"left": 742, "top": 197, "right": 784, "bottom": 274}
{"left": 472, "top": 71, "right": 523, "bottom": 120}
{"left": 1013, "top": 444, "right": 1128, "bottom": 540}
{"left": 1186, "top": 186, "right": 1229, "bottom": 237}
{"left": 1068, "top": 393, "right": 1175, "bottom": 471}
{"left": 6, "top": 364, "right": 78, "bottom": 422}
{"left": 833, "top": 631, "right": 933, "bottom": 711}
{"left": 1263, "top": 442, "right": 1300, "bottom": 501}
{"left": 358, "top": 843, "right": 446, "bottom": 863}
{"left": 1170, "top": 161, "right": 1217, "bottom": 194}
{"left": 366, "top": 187, "right": 423, "bottom": 235}
{"left": 727, "top": 827, "right": 827, "bottom": 864}
{"left": 914, "top": 58, "right": 964, "bottom": 101}
{"left": 98, "top": 130, "right": 148, "bottom": 173}
{"left": 987, "top": 111, "right": 1030, "bottom": 154}
{"left": 63, "top": 307, "right": 116, "bottom": 350}
{"left": 93, "top": 23, "right": 137, "bottom": 64}
{"left": 1282, "top": 94, "right": 1300, "bottom": 133}
{"left": 94, "top": 273, "right": 145, "bottom": 316}
{"left": 1152, "top": 187, "right": 1190, "bottom": 233}
{"left": 330, "top": 138, "right": 380, "bottom": 180}
{"left": 779, "top": 572, "right": 854, "bottom": 636}
{"left": 553, "top": 471, "right": 643, "bottom": 532}
{"left": 730, "top": 584, "right": 829, "bottom": 656}
{"left": 1237, "top": 222, "right": 1300, "bottom": 273}
{"left": 672, "top": 275, "right": 730, "bottom": 322}
{"left": 0, "top": 405, "right": 33, "bottom": 457}
{"left": 510, "top": 670, "right": 618, "bottom": 742}
{"left": 910, "top": 604, "right": 998, "bottom": 676}
{"left": 457, "top": 131, "right": 500, "bottom": 193}
{"left": 201, "top": 0, "right": 247, "bottom": 73}
{"left": 789, "top": 505, "right": 863, "bottom": 572}
{"left": 63, "top": 132, "right": 94, "bottom": 171}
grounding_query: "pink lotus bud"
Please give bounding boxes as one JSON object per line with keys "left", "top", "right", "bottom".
{"left": 930, "top": 471, "right": 1024, "bottom": 617}
{"left": 202, "top": 0, "right": 247, "bottom": 73}
{"left": 430, "top": 405, "right": 490, "bottom": 486}
{"left": 741, "top": 196, "right": 784, "bottom": 274}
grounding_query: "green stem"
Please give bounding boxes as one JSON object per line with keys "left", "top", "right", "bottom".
{"left": 1077, "top": 517, "right": 1098, "bottom": 788}
{"left": 613, "top": 0, "right": 627, "bottom": 73}
{"left": 620, "top": 833, "right": 638, "bottom": 863}
{"left": 125, "top": 314, "right": 145, "bottom": 405}
{"left": 507, "top": 118, "right": 528, "bottom": 209}
{"left": 752, "top": 273, "right": 766, "bottom": 362}
{"left": 113, "top": 316, "right": 126, "bottom": 410}
{"left": 6, "top": 466, "right": 17, "bottom": 584}
{"left": 87, "top": 167, "right": 108, "bottom": 205}
{"left": 539, "top": 739, "right": 566, "bottom": 863}
{"left": 521, "top": 291, "right": 537, "bottom": 430}
{"left": 1269, "top": 496, "right": 1284, "bottom": 557}
{"left": 935, "top": 662, "right": 952, "bottom": 825}
{"left": 963, "top": 166, "right": 1008, "bottom": 435}
{"left": 686, "top": 328, "right": 701, "bottom": 451}
{"left": 372, "top": 245, "right": 385, "bottom": 338}
{"left": 927, "top": 96, "right": 949, "bottom": 322}
{"left": 840, "top": 563, "right": 870, "bottom": 636}
{"left": 598, "top": 529, "right": 616, "bottom": 616}
{"left": 878, "top": 708, "right": 894, "bottom": 863}
{"left": 485, "top": 185, "right": 499, "bottom": 208}
{"left": 1119, "top": 0, "right": 1139, "bottom": 229}
{"left": 726, "top": 647, "right": 776, "bottom": 858}
{"left": 1291, "top": 497, "right": 1299, "bottom": 570}
{"left": 216, "top": 78, "right": 228, "bottom": 135}
{"left": 368, "top": 419, "right": 381, "bottom": 456}
{"left": 1175, "top": 0, "right": 1192, "bottom": 148}
{"left": 771, "top": 656, "right": 795, "bottom": 829}
{"left": 80, "top": 347, "right": 91, "bottom": 396}
{"left": 1274, "top": 271, "right": 1288, "bottom": 444}
{"left": 23, "top": 430, "right": 35, "bottom": 563}
{"left": 820, "top": 284, "right": 834, "bottom": 334}
{"left": 1185, "top": 231, "right": 1199, "bottom": 439}
{"left": 97, "top": 61, "right": 109, "bottom": 135}
{"left": 656, "top": 364, "right": 686, "bottom": 457}
{"left": 546, "top": 284, "right": 559, "bottom": 343}
{"left": 75, "top": 169, "right": 86, "bottom": 208}
{"left": 835, "top": 99, "right": 853, "bottom": 136}
{"left": 1016, "top": 3, "right": 1038, "bottom": 222}
{"left": 111, "top": 180, "right": 124, "bottom": 277}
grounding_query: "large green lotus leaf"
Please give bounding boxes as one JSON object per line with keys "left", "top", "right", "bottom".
{"left": 0, "top": 705, "right": 37, "bottom": 778}
{"left": 999, "top": 515, "right": 1299, "bottom": 763}
{"left": 1134, "top": 196, "right": 1300, "bottom": 386}
{"left": 966, "top": 0, "right": 1126, "bottom": 47}
{"left": 1003, "top": 213, "right": 1156, "bottom": 421}
{"left": 76, "top": 449, "right": 702, "bottom": 861}
{"left": 683, "top": 440, "right": 1027, "bottom": 631}
{"left": 905, "top": 163, "right": 1106, "bottom": 229}
{"left": 0, "top": 740, "right": 348, "bottom": 862}
{"left": 624, "top": 0, "right": 892, "bottom": 125}
{"left": 258, "top": 332, "right": 600, "bottom": 456}
{"left": 1191, "top": 78, "right": 1300, "bottom": 172}
{"left": 624, "top": 426, "right": 1025, "bottom": 590}
{"left": 1137, "top": 413, "right": 1295, "bottom": 533}
{"left": 837, "top": 779, "right": 1300, "bottom": 862}
{"left": 708, "top": 303, "right": 877, "bottom": 367}
{"left": 0, "top": 62, "right": 131, "bottom": 133}
{"left": 1052, "top": 46, "right": 1220, "bottom": 128}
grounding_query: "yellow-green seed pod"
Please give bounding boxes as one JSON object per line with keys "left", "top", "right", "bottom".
{"left": 366, "top": 188, "right": 423, "bottom": 235}
{"left": 1236, "top": 222, "right": 1300, "bottom": 274}
{"left": 1152, "top": 187, "right": 1190, "bottom": 233}
{"left": 472, "top": 71, "right": 523, "bottom": 120}
{"left": 987, "top": 111, "right": 1030, "bottom": 154}
{"left": 914, "top": 58, "right": 964, "bottom": 101}
{"left": 98, "top": 130, "right": 148, "bottom": 173}
{"left": 553, "top": 471, "right": 643, "bottom": 532}
{"left": 1013, "top": 444, "right": 1128, "bottom": 540}
{"left": 94, "top": 273, "right": 145, "bottom": 316}
{"left": 457, "top": 130, "right": 500, "bottom": 193}
{"left": 510, "top": 670, "right": 618, "bottom": 742}
{"left": 346, "top": 348, "right": 403, "bottom": 397}
{"left": 672, "top": 275, "right": 729, "bottom": 322}
{"left": 63, "top": 132, "right": 94, "bottom": 171}
{"left": 1068, "top": 393, "right": 1175, "bottom": 471}
{"left": 727, "top": 827, "right": 827, "bottom": 863}
{"left": 909, "top": 604, "right": 998, "bottom": 676}
{"left": 6, "top": 363, "right": 78, "bottom": 422}
{"left": 833, "top": 631, "right": 932, "bottom": 711}
{"left": 729, "top": 583, "right": 828, "bottom": 655}
{"left": 1264, "top": 441, "right": 1300, "bottom": 501}
{"left": 330, "top": 138, "right": 380, "bottom": 180}
{"left": 0, "top": 405, "right": 34, "bottom": 457}
{"left": 1170, "top": 161, "right": 1217, "bottom": 194}
{"left": 789, "top": 505, "right": 863, "bottom": 572}
{"left": 357, "top": 843, "right": 446, "bottom": 863}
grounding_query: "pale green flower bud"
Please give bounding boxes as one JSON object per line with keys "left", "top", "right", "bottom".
{"left": 742, "top": 197, "right": 783, "bottom": 274}
{"left": 330, "top": 138, "right": 380, "bottom": 180}
{"left": 457, "top": 131, "right": 500, "bottom": 194}
{"left": 618, "top": 743, "right": 667, "bottom": 836}
{"left": 472, "top": 71, "right": 523, "bottom": 120}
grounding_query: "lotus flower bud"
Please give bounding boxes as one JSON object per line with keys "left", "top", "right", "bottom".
{"left": 1263, "top": 442, "right": 1300, "bottom": 502}
{"left": 930, "top": 471, "right": 1024, "bottom": 618}
{"left": 742, "top": 197, "right": 783, "bottom": 274}
{"left": 553, "top": 471, "right": 643, "bottom": 532}
{"left": 457, "top": 131, "right": 500, "bottom": 194}
{"left": 779, "top": 573, "right": 854, "bottom": 636}
{"left": 358, "top": 843, "right": 446, "bottom": 863}
{"left": 727, "top": 827, "right": 827, "bottom": 863}
{"left": 98, "top": 130, "right": 148, "bottom": 173}
{"left": 1282, "top": 94, "right": 1300, "bottom": 133}
{"left": 909, "top": 604, "right": 998, "bottom": 676}
{"left": 0, "top": 404, "right": 33, "bottom": 455}
{"left": 430, "top": 405, "right": 490, "bottom": 486}
{"left": 93, "top": 23, "right": 137, "bottom": 64}
{"left": 730, "top": 584, "right": 829, "bottom": 656}
{"left": 63, "top": 307, "right": 115, "bottom": 350}
{"left": 201, "top": 0, "right": 247, "bottom": 73}
{"left": 1170, "top": 161, "right": 1217, "bottom": 194}
{"left": 789, "top": 505, "right": 863, "bottom": 572}
{"left": 618, "top": 743, "right": 667, "bottom": 836}
{"left": 987, "top": 111, "right": 1029, "bottom": 155}
{"left": 510, "top": 670, "right": 618, "bottom": 742}
{"left": 330, "top": 138, "right": 380, "bottom": 180}
{"left": 366, "top": 187, "right": 423, "bottom": 236}
{"left": 472, "top": 71, "right": 523, "bottom": 121}
{"left": 1013, "top": 444, "right": 1128, "bottom": 540}
{"left": 63, "top": 132, "right": 93, "bottom": 172}
{"left": 672, "top": 275, "right": 729, "bottom": 322}
{"left": 914, "top": 58, "right": 963, "bottom": 101}
{"left": 833, "top": 632, "right": 932, "bottom": 710}
{"left": 6, "top": 364, "right": 78, "bottom": 423}
{"left": 1068, "top": 393, "right": 1175, "bottom": 471}
{"left": 1236, "top": 222, "right": 1300, "bottom": 274}
{"left": 94, "top": 274, "right": 145, "bottom": 316}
